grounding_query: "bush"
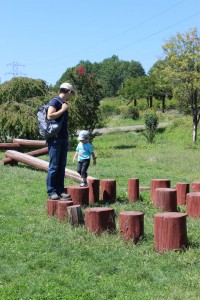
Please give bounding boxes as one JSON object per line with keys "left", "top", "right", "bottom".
{"left": 143, "top": 110, "right": 159, "bottom": 143}
{"left": 120, "top": 104, "right": 139, "bottom": 119}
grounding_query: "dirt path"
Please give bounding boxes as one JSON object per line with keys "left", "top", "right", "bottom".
{"left": 93, "top": 122, "right": 169, "bottom": 135}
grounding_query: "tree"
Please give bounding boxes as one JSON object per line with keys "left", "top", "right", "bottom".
{"left": 57, "top": 55, "right": 145, "bottom": 98}
{"left": 162, "top": 28, "right": 200, "bottom": 142}
{"left": 67, "top": 66, "right": 103, "bottom": 136}
{"left": 119, "top": 75, "right": 155, "bottom": 108}
{"left": 149, "top": 60, "right": 172, "bottom": 113}
{"left": 0, "top": 77, "right": 48, "bottom": 104}
{"left": 0, "top": 77, "right": 51, "bottom": 141}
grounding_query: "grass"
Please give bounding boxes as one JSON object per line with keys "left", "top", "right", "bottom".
{"left": 0, "top": 115, "right": 200, "bottom": 299}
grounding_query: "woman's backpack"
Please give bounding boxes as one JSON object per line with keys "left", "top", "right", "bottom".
{"left": 37, "top": 98, "right": 63, "bottom": 139}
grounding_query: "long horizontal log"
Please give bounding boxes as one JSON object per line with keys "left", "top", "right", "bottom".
{"left": 2, "top": 147, "right": 48, "bottom": 165}
{"left": 13, "top": 139, "right": 47, "bottom": 147}
{"left": 0, "top": 143, "right": 21, "bottom": 150}
{"left": 5, "top": 150, "right": 95, "bottom": 182}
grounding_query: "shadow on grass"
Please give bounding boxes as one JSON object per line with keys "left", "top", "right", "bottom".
{"left": 16, "top": 164, "right": 45, "bottom": 173}
{"left": 113, "top": 145, "right": 136, "bottom": 150}
{"left": 157, "top": 127, "right": 166, "bottom": 134}
{"left": 188, "top": 241, "right": 200, "bottom": 249}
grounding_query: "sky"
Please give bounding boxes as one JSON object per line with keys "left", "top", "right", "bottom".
{"left": 0, "top": 0, "right": 200, "bottom": 86}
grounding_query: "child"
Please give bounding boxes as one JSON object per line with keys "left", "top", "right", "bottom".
{"left": 73, "top": 130, "right": 97, "bottom": 187}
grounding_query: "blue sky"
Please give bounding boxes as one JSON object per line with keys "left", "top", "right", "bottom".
{"left": 0, "top": 0, "right": 200, "bottom": 86}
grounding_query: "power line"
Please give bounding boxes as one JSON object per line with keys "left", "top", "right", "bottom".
{"left": 25, "top": 0, "right": 187, "bottom": 67}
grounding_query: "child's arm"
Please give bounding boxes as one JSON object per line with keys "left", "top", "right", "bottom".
{"left": 73, "top": 151, "right": 78, "bottom": 163}
{"left": 91, "top": 152, "right": 97, "bottom": 165}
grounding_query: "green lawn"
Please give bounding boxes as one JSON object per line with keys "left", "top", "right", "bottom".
{"left": 0, "top": 116, "right": 200, "bottom": 300}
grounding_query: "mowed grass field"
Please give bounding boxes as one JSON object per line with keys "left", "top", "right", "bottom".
{"left": 0, "top": 116, "right": 200, "bottom": 300}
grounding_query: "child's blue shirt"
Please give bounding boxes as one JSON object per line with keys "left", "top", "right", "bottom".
{"left": 76, "top": 142, "right": 93, "bottom": 161}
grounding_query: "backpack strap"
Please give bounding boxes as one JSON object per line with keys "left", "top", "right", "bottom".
{"left": 50, "top": 97, "right": 65, "bottom": 123}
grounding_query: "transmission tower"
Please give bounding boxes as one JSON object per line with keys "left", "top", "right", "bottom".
{"left": 6, "top": 61, "right": 26, "bottom": 77}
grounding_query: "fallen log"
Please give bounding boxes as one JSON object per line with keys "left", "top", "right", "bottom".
{"left": 13, "top": 138, "right": 47, "bottom": 147}
{"left": 5, "top": 150, "right": 95, "bottom": 182}
{"left": 2, "top": 147, "right": 48, "bottom": 165}
{"left": 0, "top": 143, "right": 21, "bottom": 150}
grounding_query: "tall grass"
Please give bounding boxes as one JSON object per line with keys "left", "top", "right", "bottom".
{"left": 0, "top": 116, "right": 200, "bottom": 300}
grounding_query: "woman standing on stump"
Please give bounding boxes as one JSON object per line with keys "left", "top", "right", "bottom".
{"left": 46, "top": 82, "right": 75, "bottom": 200}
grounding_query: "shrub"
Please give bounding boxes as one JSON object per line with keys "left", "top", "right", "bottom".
{"left": 120, "top": 104, "right": 139, "bottom": 119}
{"left": 143, "top": 110, "right": 159, "bottom": 143}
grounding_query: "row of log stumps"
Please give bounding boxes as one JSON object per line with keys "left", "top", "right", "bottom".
{"left": 64, "top": 178, "right": 117, "bottom": 205}
{"left": 151, "top": 178, "right": 200, "bottom": 216}
{"left": 46, "top": 199, "right": 84, "bottom": 225}
{"left": 46, "top": 177, "right": 199, "bottom": 253}
{"left": 47, "top": 201, "right": 145, "bottom": 245}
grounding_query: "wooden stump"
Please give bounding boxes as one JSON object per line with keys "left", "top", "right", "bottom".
{"left": 88, "top": 178, "right": 100, "bottom": 204}
{"left": 191, "top": 181, "right": 200, "bottom": 192}
{"left": 119, "top": 211, "right": 144, "bottom": 244}
{"left": 85, "top": 207, "right": 116, "bottom": 234}
{"left": 67, "top": 205, "right": 84, "bottom": 226}
{"left": 46, "top": 199, "right": 58, "bottom": 217}
{"left": 151, "top": 179, "right": 171, "bottom": 203}
{"left": 154, "top": 188, "right": 177, "bottom": 212}
{"left": 65, "top": 186, "right": 89, "bottom": 206}
{"left": 186, "top": 192, "right": 200, "bottom": 217}
{"left": 176, "top": 182, "right": 190, "bottom": 205}
{"left": 128, "top": 178, "right": 139, "bottom": 202}
{"left": 100, "top": 179, "right": 116, "bottom": 203}
{"left": 57, "top": 200, "right": 73, "bottom": 222}
{"left": 154, "top": 212, "right": 187, "bottom": 253}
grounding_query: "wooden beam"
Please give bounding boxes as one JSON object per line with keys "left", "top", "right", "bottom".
{"left": 2, "top": 147, "right": 48, "bottom": 166}
{"left": 13, "top": 138, "right": 47, "bottom": 147}
{"left": 5, "top": 150, "right": 96, "bottom": 182}
{"left": 0, "top": 143, "right": 21, "bottom": 150}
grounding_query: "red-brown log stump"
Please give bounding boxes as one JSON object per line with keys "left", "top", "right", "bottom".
{"left": 65, "top": 186, "right": 89, "bottom": 206}
{"left": 88, "top": 178, "right": 100, "bottom": 204}
{"left": 186, "top": 192, "right": 200, "bottom": 217}
{"left": 128, "top": 178, "right": 139, "bottom": 202}
{"left": 151, "top": 179, "right": 171, "bottom": 203}
{"left": 85, "top": 207, "right": 116, "bottom": 234}
{"left": 154, "top": 188, "right": 177, "bottom": 212}
{"left": 191, "top": 181, "right": 200, "bottom": 192}
{"left": 119, "top": 211, "right": 144, "bottom": 244}
{"left": 46, "top": 199, "right": 58, "bottom": 217}
{"left": 57, "top": 200, "right": 74, "bottom": 222}
{"left": 154, "top": 212, "right": 187, "bottom": 253}
{"left": 100, "top": 179, "right": 116, "bottom": 203}
{"left": 176, "top": 182, "right": 190, "bottom": 205}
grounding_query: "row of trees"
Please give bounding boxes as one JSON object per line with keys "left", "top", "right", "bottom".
{"left": 0, "top": 28, "right": 200, "bottom": 143}
{"left": 0, "top": 70, "right": 103, "bottom": 141}
{"left": 120, "top": 28, "right": 200, "bottom": 142}
{"left": 57, "top": 55, "right": 145, "bottom": 97}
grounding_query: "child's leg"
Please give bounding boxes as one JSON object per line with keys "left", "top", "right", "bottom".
{"left": 81, "top": 160, "right": 90, "bottom": 183}
{"left": 77, "top": 161, "right": 82, "bottom": 176}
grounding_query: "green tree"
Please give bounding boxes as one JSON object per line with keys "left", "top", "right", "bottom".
{"left": 120, "top": 75, "right": 155, "bottom": 108}
{"left": 162, "top": 28, "right": 200, "bottom": 142}
{"left": 149, "top": 60, "right": 172, "bottom": 113}
{"left": 0, "top": 77, "right": 48, "bottom": 103}
{"left": 68, "top": 66, "right": 103, "bottom": 135}
{"left": 0, "top": 77, "right": 50, "bottom": 141}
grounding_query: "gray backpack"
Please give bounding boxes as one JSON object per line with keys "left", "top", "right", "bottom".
{"left": 37, "top": 97, "right": 63, "bottom": 139}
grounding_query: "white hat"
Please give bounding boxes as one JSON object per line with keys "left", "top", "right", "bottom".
{"left": 60, "top": 82, "right": 75, "bottom": 92}
{"left": 78, "top": 130, "right": 90, "bottom": 140}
